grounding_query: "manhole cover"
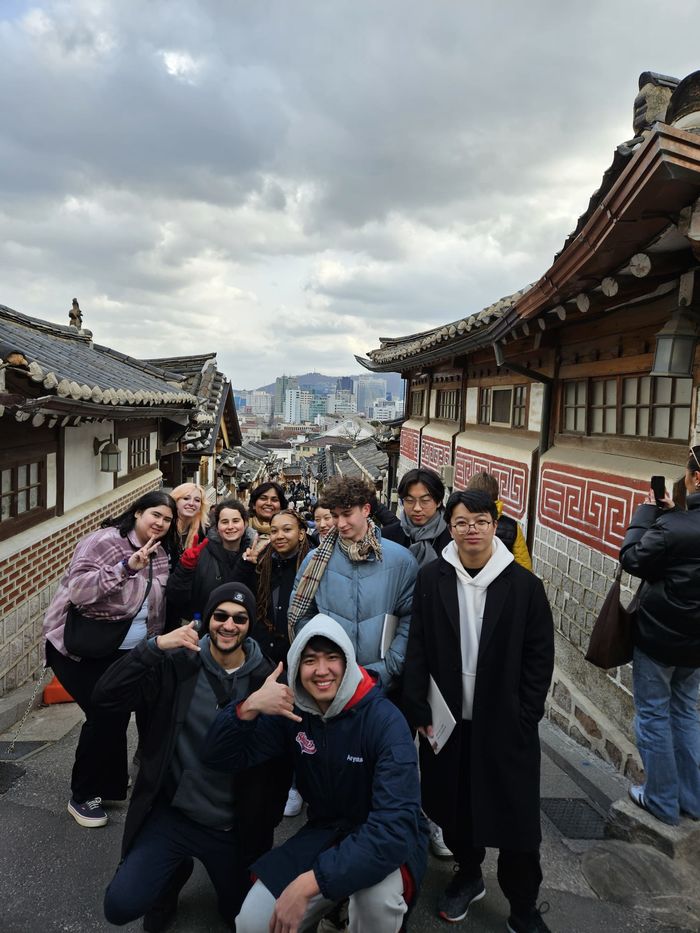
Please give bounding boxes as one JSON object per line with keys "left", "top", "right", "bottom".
{"left": 0, "top": 761, "right": 26, "bottom": 794}
{"left": 0, "top": 741, "right": 50, "bottom": 762}
{"left": 541, "top": 797, "right": 606, "bottom": 839}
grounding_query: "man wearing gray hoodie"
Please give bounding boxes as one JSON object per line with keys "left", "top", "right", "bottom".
{"left": 205, "top": 614, "right": 428, "bottom": 933}
{"left": 403, "top": 490, "right": 554, "bottom": 933}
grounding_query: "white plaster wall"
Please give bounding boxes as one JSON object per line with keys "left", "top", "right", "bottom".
{"left": 46, "top": 452, "right": 57, "bottom": 508}
{"left": 117, "top": 437, "right": 129, "bottom": 478}
{"left": 528, "top": 383, "right": 544, "bottom": 433}
{"left": 63, "top": 422, "right": 115, "bottom": 512}
{"left": 465, "top": 387, "right": 478, "bottom": 424}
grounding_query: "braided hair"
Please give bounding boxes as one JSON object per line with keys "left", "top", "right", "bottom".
{"left": 256, "top": 509, "right": 311, "bottom": 630}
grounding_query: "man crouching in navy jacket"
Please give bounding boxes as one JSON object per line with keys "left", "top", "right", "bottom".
{"left": 204, "top": 613, "right": 428, "bottom": 933}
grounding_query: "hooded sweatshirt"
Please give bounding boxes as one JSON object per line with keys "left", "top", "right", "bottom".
{"left": 168, "top": 633, "right": 266, "bottom": 828}
{"left": 203, "top": 613, "right": 428, "bottom": 904}
{"left": 286, "top": 614, "right": 363, "bottom": 719}
{"left": 441, "top": 536, "right": 514, "bottom": 719}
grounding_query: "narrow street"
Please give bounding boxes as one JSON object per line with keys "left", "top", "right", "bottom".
{"left": 1, "top": 704, "right": 694, "bottom": 933}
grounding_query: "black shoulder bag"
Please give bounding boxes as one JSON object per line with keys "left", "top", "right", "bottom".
{"left": 64, "top": 559, "right": 153, "bottom": 659}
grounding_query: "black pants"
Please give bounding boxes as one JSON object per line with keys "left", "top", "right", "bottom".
{"left": 104, "top": 798, "right": 247, "bottom": 927}
{"left": 46, "top": 641, "right": 131, "bottom": 803}
{"left": 441, "top": 720, "right": 542, "bottom": 917}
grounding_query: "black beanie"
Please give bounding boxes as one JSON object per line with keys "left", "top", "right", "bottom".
{"left": 201, "top": 582, "right": 256, "bottom": 633}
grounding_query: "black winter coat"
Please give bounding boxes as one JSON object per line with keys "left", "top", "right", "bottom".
{"left": 402, "top": 557, "right": 554, "bottom": 851}
{"left": 371, "top": 501, "right": 403, "bottom": 543}
{"left": 204, "top": 676, "right": 428, "bottom": 903}
{"left": 166, "top": 528, "right": 255, "bottom": 627}
{"left": 620, "top": 494, "right": 700, "bottom": 666}
{"left": 92, "top": 638, "right": 291, "bottom": 865}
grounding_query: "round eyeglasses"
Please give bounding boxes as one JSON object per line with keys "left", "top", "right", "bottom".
{"left": 450, "top": 519, "right": 492, "bottom": 534}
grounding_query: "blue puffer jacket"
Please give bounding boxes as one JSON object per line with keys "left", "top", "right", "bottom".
{"left": 291, "top": 534, "right": 418, "bottom": 689}
{"left": 203, "top": 617, "right": 428, "bottom": 905}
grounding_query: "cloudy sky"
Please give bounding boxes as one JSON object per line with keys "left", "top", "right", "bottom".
{"left": 1, "top": 1, "right": 698, "bottom": 389}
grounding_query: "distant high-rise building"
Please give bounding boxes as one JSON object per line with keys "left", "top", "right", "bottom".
{"left": 246, "top": 390, "right": 273, "bottom": 417}
{"left": 275, "top": 375, "right": 298, "bottom": 416}
{"left": 284, "top": 387, "right": 302, "bottom": 423}
{"left": 356, "top": 376, "right": 387, "bottom": 415}
{"left": 327, "top": 389, "right": 357, "bottom": 416}
{"left": 336, "top": 376, "right": 354, "bottom": 392}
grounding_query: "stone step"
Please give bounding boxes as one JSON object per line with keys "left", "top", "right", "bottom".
{"left": 606, "top": 798, "right": 700, "bottom": 867}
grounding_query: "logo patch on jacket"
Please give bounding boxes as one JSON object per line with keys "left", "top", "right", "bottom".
{"left": 295, "top": 731, "right": 317, "bottom": 755}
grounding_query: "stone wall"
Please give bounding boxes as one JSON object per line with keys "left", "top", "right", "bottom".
{"left": 532, "top": 523, "right": 643, "bottom": 778}
{"left": 0, "top": 476, "right": 161, "bottom": 697}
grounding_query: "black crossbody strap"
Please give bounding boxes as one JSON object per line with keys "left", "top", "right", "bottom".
{"left": 202, "top": 665, "right": 235, "bottom": 709}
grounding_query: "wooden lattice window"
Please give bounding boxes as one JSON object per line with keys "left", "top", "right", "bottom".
{"left": 562, "top": 380, "right": 587, "bottom": 433}
{"left": 128, "top": 435, "right": 150, "bottom": 471}
{"left": 478, "top": 388, "right": 491, "bottom": 425}
{"left": 512, "top": 385, "right": 528, "bottom": 428}
{"left": 562, "top": 375, "right": 691, "bottom": 440}
{"left": 436, "top": 388, "right": 460, "bottom": 421}
{"left": 410, "top": 390, "right": 425, "bottom": 417}
{"left": 1, "top": 459, "right": 45, "bottom": 526}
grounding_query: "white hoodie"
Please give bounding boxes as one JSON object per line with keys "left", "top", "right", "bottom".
{"left": 441, "top": 536, "right": 514, "bottom": 719}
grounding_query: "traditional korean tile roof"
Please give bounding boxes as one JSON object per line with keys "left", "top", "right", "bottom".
{"left": 335, "top": 438, "right": 388, "bottom": 482}
{"left": 0, "top": 305, "right": 198, "bottom": 410}
{"left": 357, "top": 286, "right": 531, "bottom": 371}
{"left": 217, "top": 442, "right": 273, "bottom": 485}
{"left": 145, "top": 353, "right": 231, "bottom": 454}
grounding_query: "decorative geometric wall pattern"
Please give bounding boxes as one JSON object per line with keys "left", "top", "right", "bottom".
{"left": 538, "top": 463, "right": 648, "bottom": 558}
{"left": 454, "top": 447, "right": 529, "bottom": 519}
{"left": 420, "top": 435, "right": 452, "bottom": 471}
{"left": 400, "top": 427, "right": 420, "bottom": 465}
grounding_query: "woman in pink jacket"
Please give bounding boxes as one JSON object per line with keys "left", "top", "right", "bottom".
{"left": 44, "top": 490, "right": 176, "bottom": 829}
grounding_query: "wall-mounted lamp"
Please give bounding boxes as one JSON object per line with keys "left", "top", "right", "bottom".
{"left": 93, "top": 435, "right": 122, "bottom": 473}
{"left": 650, "top": 308, "right": 700, "bottom": 378}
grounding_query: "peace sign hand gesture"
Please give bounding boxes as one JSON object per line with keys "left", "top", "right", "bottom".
{"left": 127, "top": 536, "right": 160, "bottom": 572}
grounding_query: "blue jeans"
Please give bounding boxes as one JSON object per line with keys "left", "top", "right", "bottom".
{"left": 633, "top": 646, "right": 700, "bottom": 825}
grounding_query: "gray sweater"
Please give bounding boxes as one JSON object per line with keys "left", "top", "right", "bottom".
{"left": 168, "top": 635, "right": 266, "bottom": 828}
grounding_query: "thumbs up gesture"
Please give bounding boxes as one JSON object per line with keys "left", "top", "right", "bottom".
{"left": 238, "top": 662, "right": 302, "bottom": 722}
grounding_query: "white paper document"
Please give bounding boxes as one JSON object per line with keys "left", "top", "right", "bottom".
{"left": 427, "top": 675, "right": 456, "bottom": 754}
{"left": 380, "top": 613, "right": 399, "bottom": 659}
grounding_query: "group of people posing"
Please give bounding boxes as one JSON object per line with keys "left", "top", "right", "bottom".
{"left": 43, "top": 467, "right": 555, "bottom": 933}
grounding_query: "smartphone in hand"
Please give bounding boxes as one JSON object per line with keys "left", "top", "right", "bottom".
{"left": 650, "top": 475, "right": 666, "bottom": 505}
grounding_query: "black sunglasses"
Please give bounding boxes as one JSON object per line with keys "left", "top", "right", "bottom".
{"left": 211, "top": 609, "right": 248, "bottom": 623}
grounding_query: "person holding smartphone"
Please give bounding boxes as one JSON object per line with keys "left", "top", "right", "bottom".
{"left": 620, "top": 449, "right": 700, "bottom": 825}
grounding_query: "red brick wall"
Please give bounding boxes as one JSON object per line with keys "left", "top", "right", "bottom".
{"left": 0, "top": 478, "right": 161, "bottom": 617}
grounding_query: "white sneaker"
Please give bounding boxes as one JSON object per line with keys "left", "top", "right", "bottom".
{"left": 284, "top": 787, "right": 303, "bottom": 817}
{"left": 429, "top": 819, "right": 453, "bottom": 858}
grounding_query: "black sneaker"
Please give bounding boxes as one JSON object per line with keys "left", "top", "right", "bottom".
{"left": 437, "top": 868, "right": 485, "bottom": 922}
{"left": 67, "top": 797, "right": 108, "bottom": 827}
{"left": 506, "top": 902, "right": 551, "bottom": 933}
{"left": 143, "top": 858, "right": 194, "bottom": 932}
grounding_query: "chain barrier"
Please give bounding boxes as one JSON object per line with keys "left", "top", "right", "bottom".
{"left": 6, "top": 667, "right": 49, "bottom": 758}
